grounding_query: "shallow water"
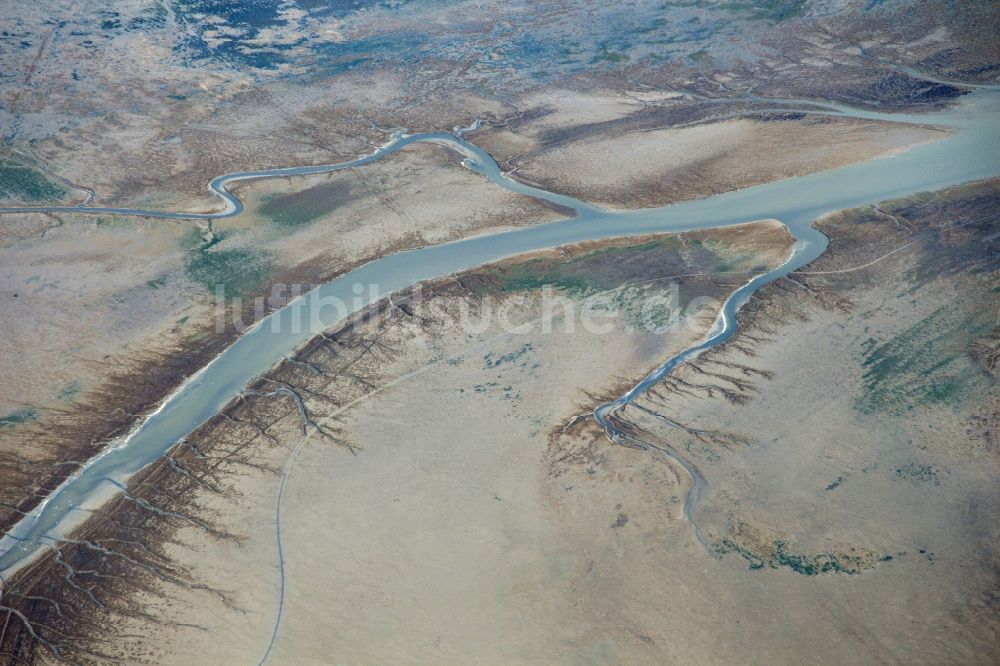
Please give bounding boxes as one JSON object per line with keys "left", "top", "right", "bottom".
{"left": 0, "top": 89, "right": 997, "bottom": 575}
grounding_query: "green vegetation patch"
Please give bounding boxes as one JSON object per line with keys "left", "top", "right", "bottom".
{"left": 0, "top": 408, "right": 38, "bottom": 429}
{"left": 856, "top": 305, "right": 994, "bottom": 415}
{"left": 258, "top": 180, "right": 351, "bottom": 228}
{"left": 0, "top": 161, "right": 66, "bottom": 202}
{"left": 186, "top": 247, "right": 272, "bottom": 297}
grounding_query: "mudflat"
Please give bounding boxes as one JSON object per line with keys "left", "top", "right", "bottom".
{"left": 1, "top": 1, "right": 998, "bottom": 663}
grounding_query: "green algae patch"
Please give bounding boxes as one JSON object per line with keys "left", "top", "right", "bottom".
{"left": 592, "top": 44, "right": 629, "bottom": 64}
{"left": 856, "top": 305, "right": 994, "bottom": 415}
{"left": 182, "top": 222, "right": 272, "bottom": 297}
{"left": 258, "top": 180, "right": 351, "bottom": 228}
{"left": 475, "top": 231, "right": 782, "bottom": 308}
{"left": 836, "top": 181, "right": 999, "bottom": 416}
{"left": 717, "top": 522, "right": 890, "bottom": 575}
{"left": 825, "top": 475, "right": 847, "bottom": 491}
{"left": 57, "top": 382, "right": 82, "bottom": 401}
{"left": 743, "top": 0, "right": 807, "bottom": 22}
{"left": 683, "top": 236, "right": 769, "bottom": 274}
{"left": 894, "top": 462, "right": 945, "bottom": 486}
{"left": 484, "top": 343, "right": 534, "bottom": 369}
{"left": 186, "top": 247, "right": 272, "bottom": 297}
{"left": 181, "top": 225, "right": 226, "bottom": 252}
{"left": 663, "top": 0, "right": 806, "bottom": 22}
{"left": 0, "top": 161, "right": 66, "bottom": 202}
{"left": 479, "top": 237, "right": 685, "bottom": 296}
{"left": 0, "top": 408, "right": 39, "bottom": 429}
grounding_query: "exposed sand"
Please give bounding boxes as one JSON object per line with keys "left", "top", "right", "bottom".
{"left": 519, "top": 117, "right": 944, "bottom": 209}
{"left": 475, "top": 93, "right": 948, "bottom": 209}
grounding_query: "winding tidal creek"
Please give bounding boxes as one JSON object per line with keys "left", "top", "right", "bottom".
{"left": 0, "top": 88, "right": 998, "bottom": 576}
